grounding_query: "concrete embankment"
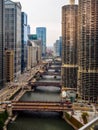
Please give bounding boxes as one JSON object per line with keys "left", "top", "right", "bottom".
{"left": 3, "top": 115, "right": 18, "bottom": 130}
{"left": 12, "top": 90, "right": 26, "bottom": 101}
{"left": 63, "top": 112, "right": 84, "bottom": 130}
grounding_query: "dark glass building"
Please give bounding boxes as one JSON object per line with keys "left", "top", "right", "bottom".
{"left": 5, "top": 0, "right": 22, "bottom": 79}
{"left": 0, "top": 0, "right": 6, "bottom": 88}
{"left": 21, "top": 12, "right": 28, "bottom": 73}
{"left": 36, "top": 27, "right": 46, "bottom": 57}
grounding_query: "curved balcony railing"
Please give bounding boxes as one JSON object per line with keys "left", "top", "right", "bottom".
{"left": 79, "top": 117, "right": 98, "bottom": 130}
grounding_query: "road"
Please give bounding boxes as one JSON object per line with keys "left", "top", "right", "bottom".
{"left": 0, "top": 63, "right": 46, "bottom": 103}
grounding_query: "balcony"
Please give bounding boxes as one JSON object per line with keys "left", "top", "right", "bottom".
{"left": 79, "top": 117, "right": 98, "bottom": 130}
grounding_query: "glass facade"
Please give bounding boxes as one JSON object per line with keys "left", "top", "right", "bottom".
{"left": 27, "top": 25, "right": 30, "bottom": 35}
{"left": 5, "top": 0, "right": 22, "bottom": 78}
{"left": 36, "top": 27, "right": 46, "bottom": 57}
{"left": 54, "top": 37, "right": 62, "bottom": 57}
{"left": 0, "top": 0, "right": 6, "bottom": 88}
{"left": 21, "top": 12, "right": 28, "bottom": 73}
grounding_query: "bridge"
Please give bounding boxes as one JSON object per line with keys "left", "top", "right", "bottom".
{"left": 30, "top": 81, "right": 61, "bottom": 88}
{"left": 62, "top": 87, "right": 77, "bottom": 91}
{"left": 51, "top": 62, "right": 62, "bottom": 66}
{"left": 49, "top": 66, "right": 61, "bottom": 70}
{"left": 43, "top": 72, "right": 61, "bottom": 76}
{"left": 12, "top": 101, "right": 72, "bottom": 112}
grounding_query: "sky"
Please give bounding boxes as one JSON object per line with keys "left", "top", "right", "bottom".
{"left": 13, "top": 0, "right": 78, "bottom": 46}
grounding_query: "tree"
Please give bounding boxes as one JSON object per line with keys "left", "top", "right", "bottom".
{"left": 81, "top": 112, "right": 89, "bottom": 124}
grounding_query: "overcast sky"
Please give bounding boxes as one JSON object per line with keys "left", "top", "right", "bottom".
{"left": 13, "top": 0, "right": 78, "bottom": 46}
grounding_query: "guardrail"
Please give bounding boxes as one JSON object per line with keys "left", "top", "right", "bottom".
{"left": 79, "top": 117, "right": 98, "bottom": 130}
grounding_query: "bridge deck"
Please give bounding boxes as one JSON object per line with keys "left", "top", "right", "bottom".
{"left": 43, "top": 72, "right": 61, "bottom": 76}
{"left": 12, "top": 101, "right": 72, "bottom": 112}
{"left": 31, "top": 81, "right": 61, "bottom": 87}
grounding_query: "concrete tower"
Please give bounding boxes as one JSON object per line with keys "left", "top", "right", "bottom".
{"left": 78, "top": 0, "right": 98, "bottom": 102}
{"left": 70, "top": 0, "right": 75, "bottom": 5}
{"left": 62, "top": 0, "right": 78, "bottom": 89}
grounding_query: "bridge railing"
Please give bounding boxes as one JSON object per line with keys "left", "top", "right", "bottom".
{"left": 79, "top": 117, "right": 98, "bottom": 130}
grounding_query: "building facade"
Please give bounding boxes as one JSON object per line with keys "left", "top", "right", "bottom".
{"left": 27, "top": 40, "right": 41, "bottom": 70}
{"left": 54, "top": 37, "right": 62, "bottom": 57}
{"left": 5, "top": 0, "right": 21, "bottom": 79}
{"left": 5, "top": 50, "right": 14, "bottom": 82}
{"left": 21, "top": 12, "right": 28, "bottom": 73}
{"left": 78, "top": 0, "right": 98, "bottom": 102}
{"left": 27, "top": 25, "right": 30, "bottom": 35}
{"left": 32, "top": 40, "right": 42, "bottom": 64}
{"left": 36, "top": 27, "right": 46, "bottom": 57}
{"left": 28, "top": 34, "right": 37, "bottom": 40}
{"left": 59, "top": 36, "right": 62, "bottom": 57}
{"left": 62, "top": 0, "right": 78, "bottom": 88}
{"left": 0, "top": 0, "right": 6, "bottom": 88}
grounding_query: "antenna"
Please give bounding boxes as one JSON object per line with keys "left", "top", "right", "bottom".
{"left": 70, "top": 0, "right": 75, "bottom": 5}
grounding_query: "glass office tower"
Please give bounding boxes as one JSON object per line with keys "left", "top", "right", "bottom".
{"left": 0, "top": 0, "right": 6, "bottom": 88}
{"left": 36, "top": 27, "right": 46, "bottom": 57}
{"left": 5, "top": 0, "right": 21, "bottom": 78}
{"left": 21, "top": 12, "right": 28, "bottom": 73}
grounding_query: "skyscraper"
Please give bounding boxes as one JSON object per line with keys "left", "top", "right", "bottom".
{"left": 62, "top": 0, "right": 78, "bottom": 88}
{"left": 36, "top": 27, "right": 46, "bottom": 57}
{"left": 0, "top": 0, "right": 6, "bottom": 88}
{"left": 78, "top": 0, "right": 98, "bottom": 102}
{"left": 5, "top": 0, "right": 21, "bottom": 79}
{"left": 27, "top": 25, "right": 30, "bottom": 35}
{"left": 21, "top": 12, "right": 28, "bottom": 73}
{"left": 54, "top": 37, "right": 62, "bottom": 57}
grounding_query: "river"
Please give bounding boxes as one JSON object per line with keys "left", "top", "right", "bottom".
{"left": 7, "top": 68, "right": 74, "bottom": 130}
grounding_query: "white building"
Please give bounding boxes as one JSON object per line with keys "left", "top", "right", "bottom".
{"left": 27, "top": 40, "right": 41, "bottom": 70}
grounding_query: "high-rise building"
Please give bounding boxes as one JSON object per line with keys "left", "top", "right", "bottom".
{"left": 0, "top": 0, "right": 6, "bottom": 88}
{"left": 5, "top": 0, "right": 21, "bottom": 79}
{"left": 27, "top": 25, "right": 30, "bottom": 35}
{"left": 78, "top": 0, "right": 98, "bottom": 102}
{"left": 54, "top": 40, "right": 59, "bottom": 57}
{"left": 32, "top": 40, "right": 42, "bottom": 64}
{"left": 27, "top": 40, "right": 41, "bottom": 70}
{"left": 59, "top": 36, "right": 62, "bottom": 57}
{"left": 21, "top": 12, "right": 28, "bottom": 73}
{"left": 28, "top": 34, "right": 42, "bottom": 64}
{"left": 54, "top": 37, "right": 62, "bottom": 57}
{"left": 28, "top": 34, "right": 37, "bottom": 40}
{"left": 36, "top": 27, "right": 46, "bottom": 57}
{"left": 62, "top": 0, "right": 78, "bottom": 88}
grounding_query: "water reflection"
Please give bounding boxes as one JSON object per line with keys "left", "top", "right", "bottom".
{"left": 8, "top": 67, "right": 74, "bottom": 130}
{"left": 8, "top": 111, "right": 74, "bottom": 130}
{"left": 20, "top": 87, "right": 61, "bottom": 102}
